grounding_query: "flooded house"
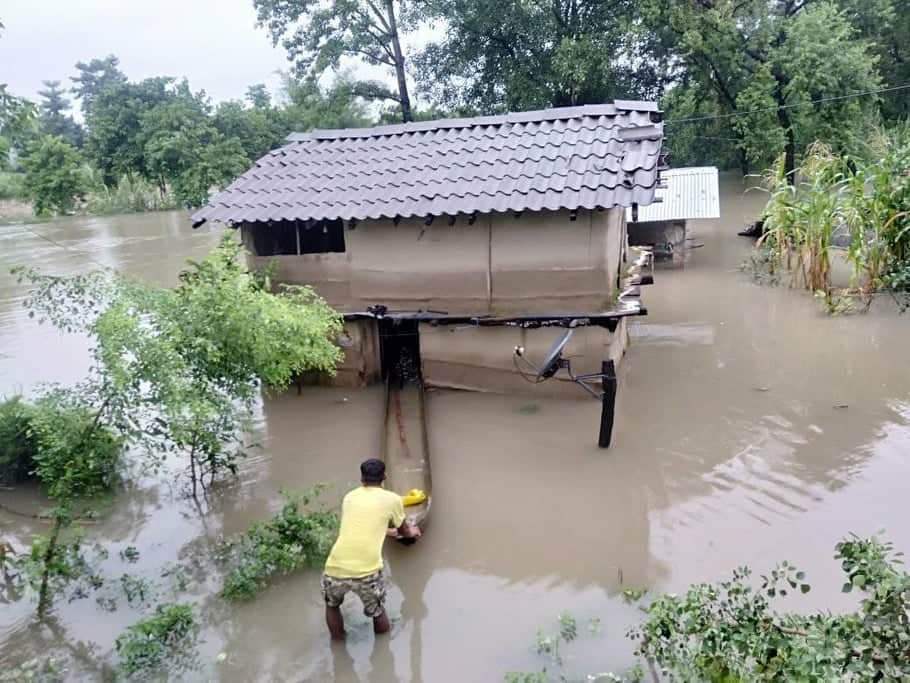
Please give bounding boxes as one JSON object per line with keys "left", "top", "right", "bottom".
{"left": 192, "top": 102, "right": 666, "bottom": 407}
{"left": 627, "top": 166, "right": 720, "bottom": 264}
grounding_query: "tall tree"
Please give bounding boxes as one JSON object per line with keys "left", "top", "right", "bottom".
{"left": 71, "top": 54, "right": 128, "bottom": 115}
{"left": 37, "top": 80, "right": 83, "bottom": 147}
{"left": 245, "top": 83, "right": 272, "bottom": 109}
{"left": 650, "top": 0, "right": 880, "bottom": 176}
{"left": 253, "top": 0, "right": 418, "bottom": 122}
{"left": 836, "top": 0, "right": 910, "bottom": 120}
{"left": 83, "top": 77, "right": 174, "bottom": 186}
{"left": 416, "top": 0, "right": 666, "bottom": 113}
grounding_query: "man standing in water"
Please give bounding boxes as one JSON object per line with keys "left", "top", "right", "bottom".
{"left": 322, "top": 458, "right": 421, "bottom": 640}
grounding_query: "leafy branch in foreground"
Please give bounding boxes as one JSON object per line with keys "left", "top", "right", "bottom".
{"left": 632, "top": 535, "right": 910, "bottom": 681}
{"left": 506, "top": 536, "right": 910, "bottom": 682}
{"left": 220, "top": 487, "right": 339, "bottom": 601}
{"left": 13, "top": 235, "right": 343, "bottom": 498}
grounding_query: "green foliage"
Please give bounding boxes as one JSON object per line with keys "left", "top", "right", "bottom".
{"left": 70, "top": 54, "right": 127, "bottom": 116}
{"left": 631, "top": 535, "right": 910, "bottom": 681}
{"left": 0, "top": 171, "right": 25, "bottom": 199}
{"left": 82, "top": 171, "right": 178, "bottom": 214}
{"left": 22, "top": 135, "right": 85, "bottom": 215}
{"left": 221, "top": 488, "right": 339, "bottom": 601}
{"left": 654, "top": 0, "right": 881, "bottom": 172}
{"left": 15, "top": 236, "right": 342, "bottom": 495}
{"left": 254, "top": 0, "right": 416, "bottom": 121}
{"left": 417, "top": 0, "right": 659, "bottom": 112}
{"left": 0, "top": 84, "right": 38, "bottom": 153}
{"left": 29, "top": 389, "right": 123, "bottom": 501}
{"left": 37, "top": 80, "right": 82, "bottom": 148}
{"left": 753, "top": 127, "right": 910, "bottom": 310}
{"left": 83, "top": 77, "right": 176, "bottom": 187}
{"left": 0, "top": 396, "right": 37, "bottom": 484}
{"left": 280, "top": 75, "right": 372, "bottom": 132}
{"left": 114, "top": 603, "right": 196, "bottom": 676}
{"left": 213, "top": 98, "right": 287, "bottom": 160}
{"left": 0, "top": 393, "right": 121, "bottom": 495}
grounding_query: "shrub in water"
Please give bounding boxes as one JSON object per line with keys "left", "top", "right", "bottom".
{"left": 221, "top": 487, "right": 339, "bottom": 601}
{"left": 115, "top": 603, "right": 195, "bottom": 675}
{"left": 0, "top": 396, "right": 38, "bottom": 485}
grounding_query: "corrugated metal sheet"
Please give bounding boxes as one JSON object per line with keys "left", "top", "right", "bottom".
{"left": 192, "top": 102, "right": 665, "bottom": 225}
{"left": 626, "top": 166, "right": 719, "bottom": 223}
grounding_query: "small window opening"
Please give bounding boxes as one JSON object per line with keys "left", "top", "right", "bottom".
{"left": 300, "top": 219, "right": 346, "bottom": 254}
{"left": 251, "top": 221, "right": 297, "bottom": 255}
{"left": 249, "top": 220, "right": 346, "bottom": 256}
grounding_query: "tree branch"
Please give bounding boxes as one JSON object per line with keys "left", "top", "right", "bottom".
{"left": 364, "top": 0, "right": 392, "bottom": 32}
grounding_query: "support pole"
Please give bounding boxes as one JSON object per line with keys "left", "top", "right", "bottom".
{"left": 598, "top": 360, "right": 617, "bottom": 448}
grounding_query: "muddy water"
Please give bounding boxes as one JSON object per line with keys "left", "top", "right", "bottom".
{"left": 2, "top": 178, "right": 910, "bottom": 681}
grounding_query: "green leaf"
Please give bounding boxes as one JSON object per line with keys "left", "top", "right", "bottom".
{"left": 800, "top": 584, "right": 811, "bottom": 594}
{"left": 842, "top": 582, "right": 853, "bottom": 593}
{"left": 853, "top": 574, "right": 866, "bottom": 588}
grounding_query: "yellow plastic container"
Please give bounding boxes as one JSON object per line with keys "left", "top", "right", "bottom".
{"left": 401, "top": 488, "right": 427, "bottom": 507}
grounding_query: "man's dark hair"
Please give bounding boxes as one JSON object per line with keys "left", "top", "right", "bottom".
{"left": 360, "top": 458, "right": 386, "bottom": 484}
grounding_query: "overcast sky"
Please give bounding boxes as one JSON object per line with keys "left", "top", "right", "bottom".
{"left": 0, "top": 0, "right": 294, "bottom": 107}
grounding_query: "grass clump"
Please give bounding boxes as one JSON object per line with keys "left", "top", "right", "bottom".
{"left": 115, "top": 603, "right": 196, "bottom": 676}
{"left": 221, "top": 487, "right": 339, "bottom": 601}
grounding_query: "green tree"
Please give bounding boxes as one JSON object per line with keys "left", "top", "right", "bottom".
{"left": 253, "top": 0, "right": 419, "bottom": 122}
{"left": 83, "top": 77, "right": 175, "bottom": 186}
{"left": 70, "top": 54, "right": 127, "bottom": 115}
{"left": 651, "top": 0, "right": 881, "bottom": 175}
{"left": 139, "top": 83, "right": 251, "bottom": 206}
{"left": 169, "top": 134, "right": 249, "bottom": 207}
{"left": 213, "top": 99, "right": 287, "bottom": 161}
{"left": 416, "top": 0, "right": 664, "bottom": 113}
{"left": 37, "top": 80, "right": 83, "bottom": 148}
{"left": 16, "top": 237, "right": 343, "bottom": 498}
{"left": 0, "top": 86, "right": 37, "bottom": 157}
{"left": 280, "top": 75, "right": 372, "bottom": 131}
{"left": 22, "top": 135, "right": 85, "bottom": 215}
{"left": 837, "top": 0, "right": 910, "bottom": 120}
{"left": 246, "top": 83, "right": 272, "bottom": 109}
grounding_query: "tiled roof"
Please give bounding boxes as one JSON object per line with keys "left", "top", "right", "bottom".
{"left": 192, "top": 101, "right": 665, "bottom": 226}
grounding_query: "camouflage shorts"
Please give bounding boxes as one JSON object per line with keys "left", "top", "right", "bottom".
{"left": 321, "top": 571, "right": 387, "bottom": 618}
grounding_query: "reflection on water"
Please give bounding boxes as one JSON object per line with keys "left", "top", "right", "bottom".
{"left": 2, "top": 176, "right": 910, "bottom": 680}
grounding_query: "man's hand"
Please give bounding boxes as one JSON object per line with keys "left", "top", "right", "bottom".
{"left": 386, "top": 528, "right": 400, "bottom": 538}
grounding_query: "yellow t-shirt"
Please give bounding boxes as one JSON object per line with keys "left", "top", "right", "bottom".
{"left": 324, "top": 486, "right": 406, "bottom": 579}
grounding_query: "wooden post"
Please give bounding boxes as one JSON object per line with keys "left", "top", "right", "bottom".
{"left": 599, "top": 360, "right": 617, "bottom": 448}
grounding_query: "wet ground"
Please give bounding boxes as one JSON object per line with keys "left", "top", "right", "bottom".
{"left": 2, "top": 176, "right": 910, "bottom": 681}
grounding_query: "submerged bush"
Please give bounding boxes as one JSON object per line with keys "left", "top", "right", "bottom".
{"left": 0, "top": 397, "right": 38, "bottom": 484}
{"left": 0, "top": 394, "right": 121, "bottom": 493}
{"left": 115, "top": 603, "right": 196, "bottom": 675}
{"left": 221, "top": 487, "right": 339, "bottom": 601}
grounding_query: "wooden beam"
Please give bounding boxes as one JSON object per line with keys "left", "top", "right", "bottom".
{"left": 598, "top": 360, "right": 617, "bottom": 448}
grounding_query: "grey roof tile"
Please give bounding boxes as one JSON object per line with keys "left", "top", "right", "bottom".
{"left": 192, "top": 102, "right": 664, "bottom": 225}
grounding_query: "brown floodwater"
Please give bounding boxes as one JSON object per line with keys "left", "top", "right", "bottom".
{"left": 2, "top": 177, "right": 910, "bottom": 681}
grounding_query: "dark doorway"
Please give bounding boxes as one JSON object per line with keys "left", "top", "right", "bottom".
{"left": 378, "top": 319, "right": 421, "bottom": 386}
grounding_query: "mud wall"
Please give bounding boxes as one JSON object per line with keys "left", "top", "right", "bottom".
{"left": 419, "top": 320, "right": 629, "bottom": 398}
{"left": 244, "top": 208, "right": 626, "bottom": 315}
{"left": 297, "top": 319, "right": 381, "bottom": 389}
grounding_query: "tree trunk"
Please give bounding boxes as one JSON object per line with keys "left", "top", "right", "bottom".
{"left": 37, "top": 513, "right": 64, "bottom": 618}
{"left": 385, "top": 0, "right": 413, "bottom": 123}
